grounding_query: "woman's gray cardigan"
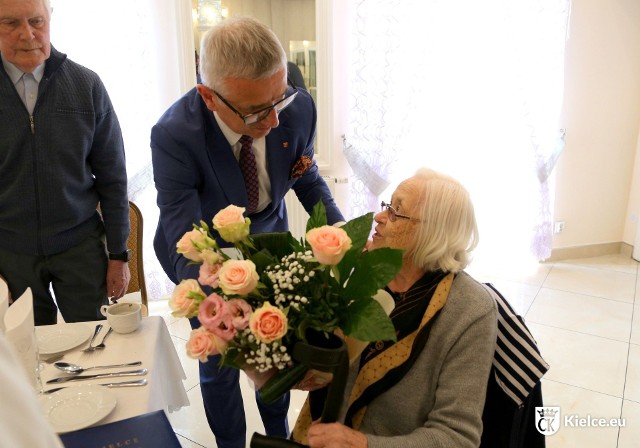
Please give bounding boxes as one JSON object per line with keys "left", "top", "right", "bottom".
{"left": 341, "top": 271, "right": 498, "bottom": 448}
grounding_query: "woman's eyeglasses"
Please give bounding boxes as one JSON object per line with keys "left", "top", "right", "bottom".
{"left": 213, "top": 79, "right": 299, "bottom": 126}
{"left": 380, "top": 201, "right": 420, "bottom": 222}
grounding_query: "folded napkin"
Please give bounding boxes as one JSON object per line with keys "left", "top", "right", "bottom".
{"left": 0, "top": 277, "right": 8, "bottom": 333}
{"left": 3, "top": 287, "right": 39, "bottom": 388}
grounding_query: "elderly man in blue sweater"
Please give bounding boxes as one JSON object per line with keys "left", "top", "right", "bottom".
{"left": 0, "top": 0, "right": 130, "bottom": 325}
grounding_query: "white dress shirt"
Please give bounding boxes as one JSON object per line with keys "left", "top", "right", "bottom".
{"left": 1, "top": 55, "right": 45, "bottom": 115}
{"left": 214, "top": 112, "right": 272, "bottom": 213}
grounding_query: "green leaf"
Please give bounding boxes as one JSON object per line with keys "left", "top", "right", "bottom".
{"left": 306, "top": 200, "right": 327, "bottom": 232}
{"left": 249, "top": 249, "right": 277, "bottom": 274}
{"left": 341, "top": 212, "right": 374, "bottom": 252}
{"left": 342, "top": 248, "right": 403, "bottom": 299}
{"left": 342, "top": 298, "right": 397, "bottom": 342}
{"left": 335, "top": 213, "right": 374, "bottom": 282}
{"left": 250, "top": 232, "right": 300, "bottom": 260}
{"left": 258, "top": 362, "right": 308, "bottom": 405}
{"left": 219, "top": 347, "right": 244, "bottom": 369}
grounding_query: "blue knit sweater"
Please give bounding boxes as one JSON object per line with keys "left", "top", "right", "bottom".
{"left": 0, "top": 46, "right": 129, "bottom": 256}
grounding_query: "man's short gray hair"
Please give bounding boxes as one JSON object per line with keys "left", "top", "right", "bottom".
{"left": 199, "top": 16, "right": 287, "bottom": 93}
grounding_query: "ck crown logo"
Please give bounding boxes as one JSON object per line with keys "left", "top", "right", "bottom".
{"left": 536, "top": 407, "right": 560, "bottom": 436}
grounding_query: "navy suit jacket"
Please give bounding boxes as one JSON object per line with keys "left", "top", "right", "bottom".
{"left": 151, "top": 87, "right": 344, "bottom": 284}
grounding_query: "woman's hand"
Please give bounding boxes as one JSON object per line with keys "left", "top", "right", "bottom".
{"left": 293, "top": 369, "right": 333, "bottom": 391}
{"left": 307, "top": 422, "right": 368, "bottom": 448}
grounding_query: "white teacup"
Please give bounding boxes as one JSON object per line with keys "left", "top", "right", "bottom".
{"left": 100, "top": 302, "right": 142, "bottom": 334}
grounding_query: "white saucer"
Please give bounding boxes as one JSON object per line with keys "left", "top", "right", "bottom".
{"left": 36, "top": 323, "right": 93, "bottom": 355}
{"left": 39, "top": 384, "right": 117, "bottom": 433}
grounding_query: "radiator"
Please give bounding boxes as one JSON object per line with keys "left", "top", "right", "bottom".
{"left": 284, "top": 176, "right": 345, "bottom": 240}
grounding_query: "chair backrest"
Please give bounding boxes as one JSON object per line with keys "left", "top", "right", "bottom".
{"left": 126, "top": 201, "right": 148, "bottom": 310}
{"left": 480, "top": 283, "right": 548, "bottom": 448}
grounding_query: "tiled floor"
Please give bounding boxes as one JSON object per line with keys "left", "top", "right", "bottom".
{"left": 150, "top": 253, "right": 640, "bottom": 447}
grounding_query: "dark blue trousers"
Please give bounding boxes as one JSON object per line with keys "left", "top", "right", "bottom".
{"left": 190, "top": 317, "right": 290, "bottom": 448}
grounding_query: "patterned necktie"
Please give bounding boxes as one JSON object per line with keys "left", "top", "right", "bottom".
{"left": 238, "top": 135, "right": 259, "bottom": 214}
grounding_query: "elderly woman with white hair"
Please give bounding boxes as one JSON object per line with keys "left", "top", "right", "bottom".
{"left": 293, "top": 167, "right": 498, "bottom": 448}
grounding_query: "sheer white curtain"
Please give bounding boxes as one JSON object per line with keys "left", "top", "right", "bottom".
{"left": 51, "top": 0, "right": 196, "bottom": 299}
{"left": 346, "top": 0, "right": 569, "bottom": 265}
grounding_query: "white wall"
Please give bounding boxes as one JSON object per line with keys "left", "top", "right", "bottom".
{"left": 555, "top": 0, "right": 640, "bottom": 250}
{"left": 624, "top": 126, "right": 640, "bottom": 245}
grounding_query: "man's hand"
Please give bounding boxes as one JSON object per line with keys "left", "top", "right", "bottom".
{"left": 106, "top": 260, "right": 131, "bottom": 302}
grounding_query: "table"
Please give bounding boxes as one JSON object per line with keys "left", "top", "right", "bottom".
{"left": 38, "top": 316, "right": 189, "bottom": 426}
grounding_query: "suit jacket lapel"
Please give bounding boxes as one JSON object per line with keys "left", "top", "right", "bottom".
{"left": 266, "top": 122, "right": 296, "bottom": 207}
{"left": 202, "top": 108, "right": 248, "bottom": 208}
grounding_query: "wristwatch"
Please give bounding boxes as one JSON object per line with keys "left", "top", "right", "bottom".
{"left": 108, "top": 249, "right": 132, "bottom": 262}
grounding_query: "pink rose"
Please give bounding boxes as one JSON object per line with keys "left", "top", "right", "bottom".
{"left": 198, "top": 293, "right": 237, "bottom": 341}
{"left": 198, "top": 262, "right": 222, "bottom": 288}
{"left": 186, "top": 327, "right": 226, "bottom": 362}
{"left": 198, "top": 293, "right": 227, "bottom": 331}
{"left": 306, "top": 226, "right": 352, "bottom": 265}
{"left": 169, "top": 279, "right": 203, "bottom": 318}
{"left": 210, "top": 313, "right": 237, "bottom": 341}
{"left": 227, "top": 298, "right": 253, "bottom": 330}
{"left": 213, "top": 205, "right": 245, "bottom": 227}
{"left": 213, "top": 205, "right": 251, "bottom": 243}
{"left": 218, "top": 260, "right": 259, "bottom": 296}
{"left": 249, "top": 303, "right": 288, "bottom": 343}
{"left": 176, "top": 229, "right": 207, "bottom": 262}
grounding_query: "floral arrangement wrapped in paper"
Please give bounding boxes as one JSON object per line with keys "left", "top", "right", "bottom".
{"left": 170, "top": 201, "right": 402, "bottom": 404}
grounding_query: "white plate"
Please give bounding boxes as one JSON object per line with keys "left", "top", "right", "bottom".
{"left": 39, "top": 385, "right": 117, "bottom": 433}
{"left": 36, "top": 323, "right": 93, "bottom": 355}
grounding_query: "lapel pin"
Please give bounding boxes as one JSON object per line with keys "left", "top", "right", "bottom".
{"left": 282, "top": 142, "right": 289, "bottom": 149}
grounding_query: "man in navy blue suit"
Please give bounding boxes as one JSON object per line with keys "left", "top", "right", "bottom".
{"left": 151, "top": 16, "right": 344, "bottom": 448}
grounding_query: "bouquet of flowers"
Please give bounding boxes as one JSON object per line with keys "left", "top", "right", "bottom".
{"left": 169, "top": 201, "right": 402, "bottom": 403}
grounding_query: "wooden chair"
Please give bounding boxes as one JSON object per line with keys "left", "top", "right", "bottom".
{"left": 126, "top": 201, "right": 148, "bottom": 315}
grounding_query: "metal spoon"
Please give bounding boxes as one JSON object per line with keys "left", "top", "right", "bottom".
{"left": 92, "top": 327, "right": 113, "bottom": 350}
{"left": 53, "top": 360, "right": 142, "bottom": 374}
{"left": 82, "top": 323, "right": 104, "bottom": 352}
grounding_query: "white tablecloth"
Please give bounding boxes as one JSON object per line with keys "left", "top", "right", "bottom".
{"left": 39, "top": 316, "right": 189, "bottom": 425}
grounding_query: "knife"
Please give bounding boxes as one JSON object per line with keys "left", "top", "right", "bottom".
{"left": 43, "top": 379, "right": 148, "bottom": 394}
{"left": 46, "top": 368, "right": 148, "bottom": 384}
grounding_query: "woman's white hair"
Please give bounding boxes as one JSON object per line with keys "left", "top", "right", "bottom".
{"left": 199, "top": 16, "right": 287, "bottom": 93}
{"left": 409, "top": 168, "right": 479, "bottom": 273}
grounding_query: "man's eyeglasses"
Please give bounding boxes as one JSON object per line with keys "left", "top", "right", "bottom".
{"left": 213, "top": 79, "right": 299, "bottom": 126}
{"left": 380, "top": 201, "right": 419, "bottom": 222}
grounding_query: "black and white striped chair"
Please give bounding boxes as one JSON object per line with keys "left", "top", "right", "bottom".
{"left": 481, "top": 283, "right": 550, "bottom": 448}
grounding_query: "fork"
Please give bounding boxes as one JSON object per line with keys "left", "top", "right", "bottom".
{"left": 92, "top": 327, "right": 113, "bottom": 350}
{"left": 82, "top": 324, "right": 104, "bottom": 352}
